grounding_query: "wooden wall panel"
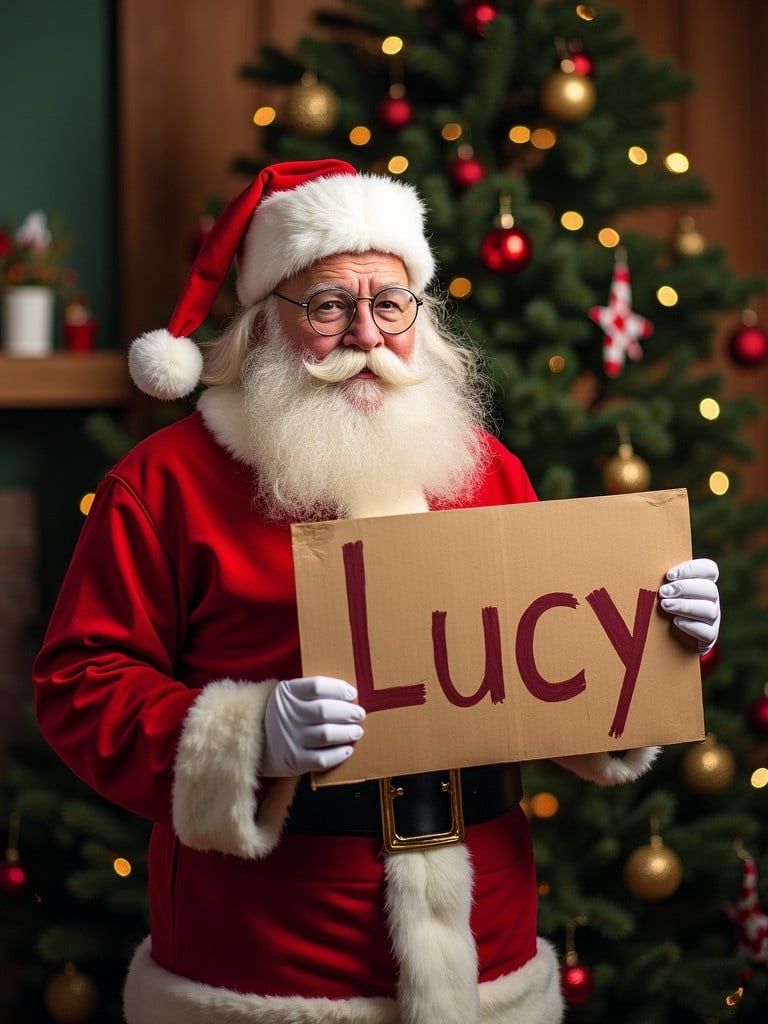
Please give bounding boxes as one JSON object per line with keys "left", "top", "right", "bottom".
{"left": 117, "top": 0, "right": 275, "bottom": 343}
{"left": 608, "top": 0, "right": 768, "bottom": 498}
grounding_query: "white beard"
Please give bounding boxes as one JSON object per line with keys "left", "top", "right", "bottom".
{"left": 240, "top": 316, "right": 490, "bottom": 521}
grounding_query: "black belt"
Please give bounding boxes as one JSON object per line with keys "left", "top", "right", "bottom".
{"left": 285, "top": 763, "right": 523, "bottom": 853}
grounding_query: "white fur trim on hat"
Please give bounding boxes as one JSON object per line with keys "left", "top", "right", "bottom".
{"left": 237, "top": 172, "right": 436, "bottom": 305}
{"left": 128, "top": 329, "right": 204, "bottom": 401}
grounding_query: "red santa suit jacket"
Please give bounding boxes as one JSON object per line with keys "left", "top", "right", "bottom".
{"left": 33, "top": 386, "right": 658, "bottom": 1024}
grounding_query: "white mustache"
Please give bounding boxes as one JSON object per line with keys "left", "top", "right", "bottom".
{"left": 302, "top": 345, "right": 427, "bottom": 387}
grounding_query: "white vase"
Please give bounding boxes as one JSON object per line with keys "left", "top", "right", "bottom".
{"left": 2, "top": 285, "right": 55, "bottom": 357}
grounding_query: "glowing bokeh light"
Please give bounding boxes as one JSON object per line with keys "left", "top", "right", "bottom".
{"left": 448, "top": 277, "right": 472, "bottom": 299}
{"left": 113, "top": 857, "right": 132, "bottom": 878}
{"left": 529, "top": 792, "right": 559, "bottom": 818}
{"left": 598, "top": 228, "right": 620, "bottom": 248}
{"left": 699, "top": 397, "right": 720, "bottom": 421}
{"left": 508, "top": 125, "right": 531, "bottom": 144}
{"left": 381, "top": 36, "right": 404, "bottom": 55}
{"left": 253, "top": 106, "right": 276, "bottom": 127}
{"left": 665, "top": 152, "right": 690, "bottom": 174}
{"left": 531, "top": 127, "right": 557, "bottom": 149}
{"left": 349, "top": 125, "right": 371, "bottom": 146}
{"left": 441, "top": 122, "right": 463, "bottom": 141}
{"left": 628, "top": 146, "right": 648, "bottom": 165}
{"left": 656, "top": 285, "right": 678, "bottom": 307}
{"left": 561, "top": 211, "right": 584, "bottom": 231}
{"left": 709, "top": 471, "right": 730, "bottom": 496}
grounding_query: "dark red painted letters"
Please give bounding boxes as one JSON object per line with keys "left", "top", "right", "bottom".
{"left": 586, "top": 587, "right": 656, "bottom": 738}
{"left": 341, "top": 539, "right": 655, "bottom": 735}
{"left": 342, "top": 541, "right": 426, "bottom": 712}
{"left": 515, "top": 592, "right": 587, "bottom": 702}
{"left": 432, "top": 606, "right": 506, "bottom": 706}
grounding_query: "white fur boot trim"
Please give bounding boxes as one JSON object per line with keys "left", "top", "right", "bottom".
{"left": 479, "top": 938, "right": 564, "bottom": 1024}
{"left": 124, "top": 937, "right": 399, "bottom": 1024}
{"left": 123, "top": 934, "right": 563, "bottom": 1024}
{"left": 384, "top": 844, "right": 480, "bottom": 1024}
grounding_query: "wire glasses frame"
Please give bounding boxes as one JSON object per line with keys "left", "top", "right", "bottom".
{"left": 272, "top": 285, "right": 423, "bottom": 336}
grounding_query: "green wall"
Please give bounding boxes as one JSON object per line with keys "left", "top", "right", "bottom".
{"left": 0, "top": 1, "right": 117, "bottom": 611}
{"left": 0, "top": 0, "right": 116, "bottom": 345}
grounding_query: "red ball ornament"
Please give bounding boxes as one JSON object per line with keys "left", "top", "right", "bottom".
{"left": 554, "top": 49, "right": 594, "bottom": 77}
{"left": 571, "top": 51, "right": 594, "bottom": 76}
{"left": 561, "top": 960, "right": 594, "bottom": 1006}
{"left": 0, "top": 857, "right": 27, "bottom": 893}
{"left": 458, "top": 0, "right": 498, "bottom": 36}
{"left": 728, "top": 323, "right": 768, "bottom": 367}
{"left": 480, "top": 226, "right": 533, "bottom": 274}
{"left": 449, "top": 154, "right": 486, "bottom": 189}
{"left": 377, "top": 94, "right": 413, "bottom": 130}
{"left": 748, "top": 693, "right": 768, "bottom": 737}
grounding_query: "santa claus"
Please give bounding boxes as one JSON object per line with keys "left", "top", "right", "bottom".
{"left": 33, "top": 160, "right": 720, "bottom": 1024}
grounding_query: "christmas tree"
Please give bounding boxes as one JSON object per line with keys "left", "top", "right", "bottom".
{"left": 239, "top": 1, "right": 768, "bottom": 1021}
{"left": 3, "top": 1, "right": 768, "bottom": 1021}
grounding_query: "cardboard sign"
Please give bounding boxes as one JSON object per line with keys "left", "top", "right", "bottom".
{"left": 291, "top": 489, "right": 704, "bottom": 787}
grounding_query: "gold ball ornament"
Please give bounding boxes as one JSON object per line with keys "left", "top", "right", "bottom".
{"left": 540, "top": 68, "right": 596, "bottom": 122}
{"left": 285, "top": 73, "right": 339, "bottom": 136}
{"left": 681, "top": 734, "right": 736, "bottom": 794}
{"left": 602, "top": 442, "right": 651, "bottom": 494}
{"left": 624, "top": 836, "right": 683, "bottom": 902}
{"left": 44, "top": 963, "right": 98, "bottom": 1023}
{"left": 674, "top": 216, "right": 706, "bottom": 257}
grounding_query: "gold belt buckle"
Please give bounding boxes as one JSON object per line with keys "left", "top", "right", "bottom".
{"left": 378, "top": 769, "right": 465, "bottom": 854}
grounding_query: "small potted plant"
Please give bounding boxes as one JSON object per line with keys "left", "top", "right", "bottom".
{"left": 0, "top": 211, "right": 71, "bottom": 356}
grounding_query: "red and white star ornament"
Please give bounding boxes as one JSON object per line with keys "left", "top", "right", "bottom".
{"left": 589, "top": 256, "right": 653, "bottom": 377}
{"left": 724, "top": 853, "right": 768, "bottom": 964}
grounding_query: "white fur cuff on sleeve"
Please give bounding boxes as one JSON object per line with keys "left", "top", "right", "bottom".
{"left": 172, "top": 678, "right": 297, "bottom": 859}
{"left": 551, "top": 746, "right": 660, "bottom": 786}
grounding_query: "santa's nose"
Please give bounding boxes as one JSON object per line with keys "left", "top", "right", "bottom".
{"left": 341, "top": 300, "right": 384, "bottom": 350}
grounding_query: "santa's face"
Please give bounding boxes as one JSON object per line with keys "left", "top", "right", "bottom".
{"left": 239, "top": 251, "right": 487, "bottom": 520}
{"left": 273, "top": 251, "right": 417, "bottom": 383}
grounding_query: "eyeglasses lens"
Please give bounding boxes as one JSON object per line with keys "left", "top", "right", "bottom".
{"left": 307, "top": 288, "right": 418, "bottom": 335}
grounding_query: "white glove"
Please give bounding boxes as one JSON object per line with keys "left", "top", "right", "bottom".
{"left": 658, "top": 558, "right": 720, "bottom": 656}
{"left": 262, "top": 676, "right": 366, "bottom": 777}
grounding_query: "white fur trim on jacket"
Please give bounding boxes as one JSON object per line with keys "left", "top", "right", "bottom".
{"left": 123, "top": 935, "right": 563, "bottom": 1024}
{"left": 551, "top": 745, "right": 660, "bottom": 785}
{"left": 172, "top": 678, "right": 297, "bottom": 858}
{"left": 237, "top": 172, "right": 436, "bottom": 306}
{"left": 385, "top": 845, "right": 479, "bottom": 1024}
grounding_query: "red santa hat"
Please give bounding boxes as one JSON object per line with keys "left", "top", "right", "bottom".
{"left": 128, "top": 159, "right": 436, "bottom": 400}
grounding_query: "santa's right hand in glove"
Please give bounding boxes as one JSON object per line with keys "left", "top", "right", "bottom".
{"left": 262, "top": 676, "right": 366, "bottom": 777}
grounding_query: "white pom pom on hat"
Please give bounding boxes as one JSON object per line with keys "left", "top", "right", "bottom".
{"left": 128, "top": 159, "right": 436, "bottom": 401}
{"left": 127, "top": 329, "right": 204, "bottom": 402}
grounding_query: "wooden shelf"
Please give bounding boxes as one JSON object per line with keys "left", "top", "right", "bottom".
{"left": 0, "top": 351, "right": 132, "bottom": 408}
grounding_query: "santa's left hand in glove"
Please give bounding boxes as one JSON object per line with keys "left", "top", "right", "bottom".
{"left": 659, "top": 558, "right": 720, "bottom": 656}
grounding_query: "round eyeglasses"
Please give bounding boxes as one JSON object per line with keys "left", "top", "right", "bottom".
{"left": 272, "top": 286, "right": 423, "bottom": 336}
